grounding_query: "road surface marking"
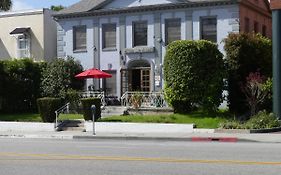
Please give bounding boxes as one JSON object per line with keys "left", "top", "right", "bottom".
{"left": 0, "top": 152, "right": 280, "bottom": 166}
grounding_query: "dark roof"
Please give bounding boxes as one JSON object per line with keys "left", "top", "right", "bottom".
{"left": 10, "top": 27, "right": 30, "bottom": 35}
{"left": 56, "top": 0, "right": 111, "bottom": 15}
{"left": 54, "top": 0, "right": 240, "bottom": 19}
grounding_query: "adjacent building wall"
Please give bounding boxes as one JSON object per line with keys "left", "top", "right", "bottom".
{"left": 0, "top": 10, "right": 44, "bottom": 61}
{"left": 43, "top": 9, "right": 57, "bottom": 61}
{"left": 239, "top": 0, "right": 272, "bottom": 37}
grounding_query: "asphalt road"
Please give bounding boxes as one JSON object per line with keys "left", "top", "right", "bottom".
{"left": 0, "top": 138, "right": 281, "bottom": 175}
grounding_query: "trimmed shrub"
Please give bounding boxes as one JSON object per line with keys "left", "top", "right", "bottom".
{"left": 37, "top": 98, "right": 62, "bottom": 123}
{"left": 81, "top": 98, "right": 101, "bottom": 121}
{"left": 219, "top": 120, "right": 244, "bottom": 129}
{"left": 40, "top": 57, "right": 84, "bottom": 98}
{"left": 164, "top": 40, "right": 225, "bottom": 113}
{"left": 65, "top": 89, "right": 81, "bottom": 111}
{"left": 220, "top": 111, "right": 280, "bottom": 129}
{"left": 245, "top": 111, "right": 280, "bottom": 129}
{"left": 224, "top": 33, "right": 272, "bottom": 115}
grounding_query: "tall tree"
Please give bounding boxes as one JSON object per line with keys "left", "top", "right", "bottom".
{"left": 0, "top": 0, "right": 12, "bottom": 11}
{"left": 51, "top": 5, "right": 64, "bottom": 11}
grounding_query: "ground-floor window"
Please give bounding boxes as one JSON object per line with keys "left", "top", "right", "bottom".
{"left": 103, "top": 70, "right": 117, "bottom": 96}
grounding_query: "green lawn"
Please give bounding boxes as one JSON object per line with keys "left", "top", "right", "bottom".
{"left": 99, "top": 112, "right": 230, "bottom": 129}
{"left": 0, "top": 112, "right": 229, "bottom": 128}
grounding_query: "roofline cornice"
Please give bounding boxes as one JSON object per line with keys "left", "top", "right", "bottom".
{"left": 54, "top": 0, "right": 239, "bottom": 20}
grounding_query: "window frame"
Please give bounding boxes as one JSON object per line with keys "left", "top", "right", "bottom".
{"left": 244, "top": 17, "right": 250, "bottom": 33}
{"left": 73, "top": 25, "right": 87, "bottom": 52}
{"left": 102, "top": 23, "right": 117, "bottom": 50}
{"left": 254, "top": 21, "right": 259, "bottom": 33}
{"left": 200, "top": 16, "right": 217, "bottom": 43}
{"left": 17, "top": 35, "right": 30, "bottom": 58}
{"left": 165, "top": 18, "right": 181, "bottom": 46}
{"left": 132, "top": 21, "right": 148, "bottom": 47}
{"left": 262, "top": 25, "right": 267, "bottom": 36}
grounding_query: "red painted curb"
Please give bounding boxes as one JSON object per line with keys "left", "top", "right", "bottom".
{"left": 191, "top": 137, "right": 238, "bottom": 142}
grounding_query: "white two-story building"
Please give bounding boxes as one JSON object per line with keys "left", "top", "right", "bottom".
{"left": 54, "top": 0, "right": 271, "bottom": 98}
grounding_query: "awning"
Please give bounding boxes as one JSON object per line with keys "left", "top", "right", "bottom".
{"left": 10, "top": 27, "right": 30, "bottom": 35}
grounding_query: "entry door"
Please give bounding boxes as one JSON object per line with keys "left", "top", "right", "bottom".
{"left": 121, "top": 69, "right": 132, "bottom": 95}
{"left": 141, "top": 69, "right": 150, "bottom": 92}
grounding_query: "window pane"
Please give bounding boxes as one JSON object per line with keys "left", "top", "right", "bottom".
{"left": 201, "top": 17, "right": 217, "bottom": 42}
{"left": 245, "top": 17, "right": 250, "bottom": 32}
{"left": 254, "top": 21, "right": 259, "bottom": 33}
{"left": 73, "top": 25, "right": 86, "bottom": 50}
{"left": 19, "top": 40, "right": 27, "bottom": 49}
{"left": 262, "top": 25, "right": 267, "bottom": 36}
{"left": 133, "top": 21, "right": 147, "bottom": 46}
{"left": 104, "top": 71, "right": 117, "bottom": 96}
{"left": 103, "top": 23, "right": 116, "bottom": 49}
{"left": 165, "top": 18, "right": 181, "bottom": 45}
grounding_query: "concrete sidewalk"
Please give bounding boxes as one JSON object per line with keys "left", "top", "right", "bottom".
{"left": 0, "top": 130, "right": 281, "bottom": 143}
{"left": 0, "top": 121, "right": 281, "bottom": 143}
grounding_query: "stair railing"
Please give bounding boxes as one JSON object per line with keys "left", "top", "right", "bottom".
{"left": 54, "top": 103, "right": 70, "bottom": 130}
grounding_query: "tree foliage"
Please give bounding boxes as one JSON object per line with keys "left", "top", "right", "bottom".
{"left": 40, "top": 57, "right": 84, "bottom": 98}
{"left": 0, "top": 59, "right": 45, "bottom": 113}
{"left": 50, "top": 5, "right": 64, "bottom": 11}
{"left": 0, "top": 0, "right": 12, "bottom": 11}
{"left": 164, "top": 40, "right": 225, "bottom": 113}
{"left": 224, "top": 33, "right": 272, "bottom": 115}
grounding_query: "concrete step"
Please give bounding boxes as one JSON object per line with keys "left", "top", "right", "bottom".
{"left": 57, "top": 120, "right": 85, "bottom": 132}
{"left": 102, "top": 106, "right": 128, "bottom": 117}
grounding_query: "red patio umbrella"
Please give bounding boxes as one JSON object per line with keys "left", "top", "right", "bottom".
{"left": 75, "top": 68, "right": 112, "bottom": 79}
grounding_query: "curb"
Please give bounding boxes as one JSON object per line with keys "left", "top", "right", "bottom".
{"left": 0, "top": 134, "right": 73, "bottom": 140}
{"left": 73, "top": 135, "right": 193, "bottom": 142}
{"left": 0, "top": 134, "right": 276, "bottom": 143}
{"left": 191, "top": 137, "right": 238, "bottom": 142}
{"left": 73, "top": 135, "right": 250, "bottom": 143}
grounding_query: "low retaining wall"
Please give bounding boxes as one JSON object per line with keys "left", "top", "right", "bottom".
{"left": 0, "top": 122, "right": 54, "bottom": 132}
{"left": 85, "top": 122, "right": 194, "bottom": 133}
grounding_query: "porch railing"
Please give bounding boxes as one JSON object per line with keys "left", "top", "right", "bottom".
{"left": 80, "top": 91, "right": 106, "bottom": 106}
{"left": 121, "top": 91, "right": 167, "bottom": 108}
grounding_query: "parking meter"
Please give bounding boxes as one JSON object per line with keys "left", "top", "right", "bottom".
{"left": 91, "top": 105, "right": 96, "bottom": 135}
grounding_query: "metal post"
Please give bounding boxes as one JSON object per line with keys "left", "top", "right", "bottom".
{"left": 273, "top": 10, "right": 281, "bottom": 119}
{"left": 91, "top": 105, "right": 96, "bottom": 135}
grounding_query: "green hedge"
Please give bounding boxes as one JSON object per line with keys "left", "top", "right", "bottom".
{"left": 37, "top": 98, "right": 62, "bottom": 123}
{"left": 0, "top": 59, "right": 45, "bottom": 113}
{"left": 224, "top": 33, "right": 272, "bottom": 115}
{"left": 81, "top": 98, "right": 101, "bottom": 121}
{"left": 164, "top": 40, "right": 225, "bottom": 113}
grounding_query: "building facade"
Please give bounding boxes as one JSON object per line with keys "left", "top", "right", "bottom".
{"left": 54, "top": 0, "right": 271, "bottom": 98}
{"left": 0, "top": 9, "right": 57, "bottom": 61}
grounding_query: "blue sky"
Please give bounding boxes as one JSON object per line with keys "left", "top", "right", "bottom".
{"left": 12, "top": 0, "right": 80, "bottom": 11}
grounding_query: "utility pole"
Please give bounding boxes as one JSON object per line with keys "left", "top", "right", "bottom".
{"left": 271, "top": 0, "right": 281, "bottom": 119}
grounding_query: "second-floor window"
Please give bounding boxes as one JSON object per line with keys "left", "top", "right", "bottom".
{"left": 262, "top": 25, "right": 267, "bottom": 36}
{"left": 73, "top": 25, "right": 86, "bottom": 51}
{"left": 245, "top": 17, "right": 250, "bottom": 32}
{"left": 165, "top": 18, "right": 181, "bottom": 45}
{"left": 200, "top": 17, "right": 217, "bottom": 43}
{"left": 254, "top": 21, "right": 259, "bottom": 33}
{"left": 133, "top": 21, "right": 147, "bottom": 47}
{"left": 102, "top": 23, "right": 117, "bottom": 49}
{"left": 17, "top": 35, "right": 30, "bottom": 58}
